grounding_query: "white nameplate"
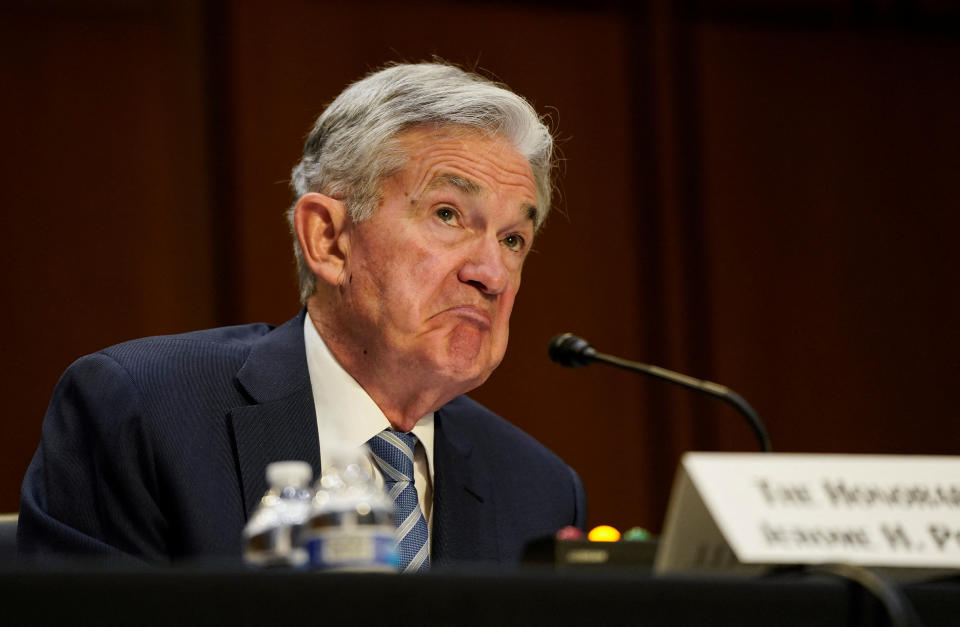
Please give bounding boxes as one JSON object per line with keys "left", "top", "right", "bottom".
{"left": 654, "top": 453, "right": 960, "bottom": 575}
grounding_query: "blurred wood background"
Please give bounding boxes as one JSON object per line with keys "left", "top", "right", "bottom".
{"left": 2, "top": 0, "right": 959, "bottom": 534}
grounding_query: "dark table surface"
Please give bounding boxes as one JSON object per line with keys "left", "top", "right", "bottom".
{"left": 1, "top": 562, "right": 957, "bottom": 627}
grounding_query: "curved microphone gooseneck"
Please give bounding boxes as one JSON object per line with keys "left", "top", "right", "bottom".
{"left": 548, "top": 333, "right": 773, "bottom": 453}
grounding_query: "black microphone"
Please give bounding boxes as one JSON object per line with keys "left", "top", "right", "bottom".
{"left": 548, "top": 333, "right": 773, "bottom": 452}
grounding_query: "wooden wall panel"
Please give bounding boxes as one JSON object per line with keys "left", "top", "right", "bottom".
{"left": 695, "top": 23, "right": 960, "bottom": 456}
{"left": 0, "top": 2, "right": 216, "bottom": 511}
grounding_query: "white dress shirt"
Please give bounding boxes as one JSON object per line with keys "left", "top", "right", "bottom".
{"left": 303, "top": 316, "right": 434, "bottom": 528}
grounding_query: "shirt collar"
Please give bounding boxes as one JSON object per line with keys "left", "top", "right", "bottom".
{"left": 303, "top": 315, "right": 434, "bottom": 477}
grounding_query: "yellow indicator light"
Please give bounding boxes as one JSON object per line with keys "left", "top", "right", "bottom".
{"left": 587, "top": 525, "right": 621, "bottom": 542}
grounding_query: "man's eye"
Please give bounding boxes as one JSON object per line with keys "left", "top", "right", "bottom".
{"left": 436, "top": 207, "right": 458, "bottom": 224}
{"left": 502, "top": 234, "right": 526, "bottom": 252}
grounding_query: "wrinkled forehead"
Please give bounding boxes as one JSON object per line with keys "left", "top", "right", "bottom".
{"left": 385, "top": 124, "right": 543, "bottom": 225}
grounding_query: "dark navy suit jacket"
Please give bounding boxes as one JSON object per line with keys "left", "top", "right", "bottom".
{"left": 18, "top": 311, "right": 586, "bottom": 566}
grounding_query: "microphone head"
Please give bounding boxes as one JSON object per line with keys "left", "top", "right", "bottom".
{"left": 548, "top": 333, "right": 597, "bottom": 368}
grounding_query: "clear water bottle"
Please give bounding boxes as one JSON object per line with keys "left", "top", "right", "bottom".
{"left": 304, "top": 446, "right": 398, "bottom": 571}
{"left": 242, "top": 461, "right": 314, "bottom": 568}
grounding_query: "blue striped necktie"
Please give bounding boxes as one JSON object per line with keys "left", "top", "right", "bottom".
{"left": 367, "top": 429, "right": 430, "bottom": 572}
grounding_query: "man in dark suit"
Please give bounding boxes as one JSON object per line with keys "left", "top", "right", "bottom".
{"left": 18, "top": 62, "right": 586, "bottom": 568}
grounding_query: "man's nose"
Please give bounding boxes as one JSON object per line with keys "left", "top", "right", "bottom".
{"left": 458, "top": 235, "right": 509, "bottom": 295}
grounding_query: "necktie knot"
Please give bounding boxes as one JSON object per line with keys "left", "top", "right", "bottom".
{"left": 368, "top": 430, "right": 417, "bottom": 483}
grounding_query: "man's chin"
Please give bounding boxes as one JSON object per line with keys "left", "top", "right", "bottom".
{"left": 437, "top": 342, "right": 500, "bottom": 392}
{"left": 446, "top": 324, "right": 487, "bottom": 361}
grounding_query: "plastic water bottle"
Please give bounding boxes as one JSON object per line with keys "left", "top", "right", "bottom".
{"left": 242, "top": 461, "right": 314, "bottom": 568}
{"left": 304, "top": 447, "right": 398, "bottom": 571}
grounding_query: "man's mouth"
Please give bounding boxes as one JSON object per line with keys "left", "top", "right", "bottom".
{"left": 438, "top": 305, "right": 492, "bottom": 329}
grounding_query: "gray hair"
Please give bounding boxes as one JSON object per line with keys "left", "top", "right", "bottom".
{"left": 288, "top": 62, "right": 556, "bottom": 303}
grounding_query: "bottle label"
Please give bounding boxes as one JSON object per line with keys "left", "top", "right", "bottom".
{"left": 307, "top": 527, "right": 399, "bottom": 571}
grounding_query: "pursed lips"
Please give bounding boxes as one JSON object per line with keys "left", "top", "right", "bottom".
{"left": 434, "top": 304, "right": 493, "bottom": 329}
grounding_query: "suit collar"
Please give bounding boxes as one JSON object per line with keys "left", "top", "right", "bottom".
{"left": 236, "top": 309, "right": 311, "bottom": 404}
{"left": 435, "top": 399, "right": 475, "bottom": 458}
{"left": 229, "top": 309, "right": 321, "bottom": 518}
{"left": 431, "top": 399, "right": 498, "bottom": 566}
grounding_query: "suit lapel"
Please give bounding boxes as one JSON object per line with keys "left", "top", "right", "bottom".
{"left": 228, "top": 311, "right": 322, "bottom": 518}
{"left": 432, "top": 403, "right": 499, "bottom": 565}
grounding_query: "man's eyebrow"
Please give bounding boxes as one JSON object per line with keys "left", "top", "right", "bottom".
{"left": 525, "top": 205, "right": 538, "bottom": 223}
{"left": 424, "top": 173, "right": 482, "bottom": 195}
{"left": 423, "top": 172, "right": 539, "bottom": 226}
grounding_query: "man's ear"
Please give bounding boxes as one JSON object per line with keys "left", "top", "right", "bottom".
{"left": 293, "top": 193, "right": 350, "bottom": 287}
